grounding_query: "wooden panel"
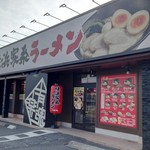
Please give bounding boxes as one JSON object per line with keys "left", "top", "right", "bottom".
{"left": 59, "top": 71, "right": 73, "bottom": 123}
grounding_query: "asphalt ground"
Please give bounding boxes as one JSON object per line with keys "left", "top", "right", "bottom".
{"left": 0, "top": 121, "right": 37, "bottom": 136}
{"left": 0, "top": 121, "right": 118, "bottom": 150}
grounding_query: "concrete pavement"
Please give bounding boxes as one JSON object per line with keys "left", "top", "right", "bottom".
{"left": 0, "top": 116, "right": 142, "bottom": 150}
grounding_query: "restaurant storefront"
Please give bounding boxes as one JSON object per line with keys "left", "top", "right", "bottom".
{"left": 0, "top": 0, "right": 150, "bottom": 149}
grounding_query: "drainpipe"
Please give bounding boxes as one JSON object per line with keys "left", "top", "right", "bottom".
{"left": 2, "top": 77, "right": 8, "bottom": 118}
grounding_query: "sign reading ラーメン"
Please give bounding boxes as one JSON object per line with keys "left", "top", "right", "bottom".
{"left": 0, "top": 0, "right": 150, "bottom": 75}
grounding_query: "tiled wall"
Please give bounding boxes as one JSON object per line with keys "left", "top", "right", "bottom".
{"left": 142, "top": 62, "right": 150, "bottom": 150}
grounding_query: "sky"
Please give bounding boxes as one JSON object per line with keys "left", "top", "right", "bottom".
{"left": 0, "top": 0, "right": 111, "bottom": 47}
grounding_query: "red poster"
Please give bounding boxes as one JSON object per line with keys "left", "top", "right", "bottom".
{"left": 100, "top": 74, "right": 137, "bottom": 128}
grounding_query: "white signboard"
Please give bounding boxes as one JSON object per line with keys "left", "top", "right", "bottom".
{"left": 0, "top": 11, "right": 95, "bottom": 75}
{"left": 0, "top": 0, "right": 150, "bottom": 75}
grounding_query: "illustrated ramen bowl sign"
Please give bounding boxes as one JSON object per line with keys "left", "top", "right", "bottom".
{"left": 74, "top": 0, "right": 150, "bottom": 59}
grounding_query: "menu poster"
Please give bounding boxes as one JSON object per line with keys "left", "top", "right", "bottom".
{"left": 100, "top": 74, "right": 137, "bottom": 128}
{"left": 73, "top": 87, "right": 84, "bottom": 110}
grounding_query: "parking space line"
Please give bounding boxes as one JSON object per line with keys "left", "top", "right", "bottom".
{"left": 0, "top": 130, "right": 56, "bottom": 142}
{"left": 67, "top": 141, "right": 106, "bottom": 150}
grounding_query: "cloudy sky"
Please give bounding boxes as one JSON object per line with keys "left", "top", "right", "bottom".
{"left": 0, "top": 0, "right": 111, "bottom": 47}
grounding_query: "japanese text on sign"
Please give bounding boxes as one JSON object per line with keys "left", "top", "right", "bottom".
{"left": 100, "top": 74, "right": 137, "bottom": 129}
{"left": 51, "top": 86, "right": 61, "bottom": 108}
{"left": 0, "top": 30, "right": 83, "bottom": 69}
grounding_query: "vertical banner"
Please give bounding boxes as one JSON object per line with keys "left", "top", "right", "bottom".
{"left": 73, "top": 87, "right": 84, "bottom": 110}
{"left": 73, "top": 87, "right": 84, "bottom": 124}
{"left": 100, "top": 74, "right": 137, "bottom": 128}
{"left": 24, "top": 73, "right": 48, "bottom": 127}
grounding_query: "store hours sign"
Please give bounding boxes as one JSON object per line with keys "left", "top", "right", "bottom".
{"left": 100, "top": 74, "right": 137, "bottom": 128}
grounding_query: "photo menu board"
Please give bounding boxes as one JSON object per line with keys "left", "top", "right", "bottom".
{"left": 100, "top": 74, "right": 137, "bottom": 128}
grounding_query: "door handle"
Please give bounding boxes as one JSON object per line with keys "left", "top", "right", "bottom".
{"left": 85, "top": 111, "right": 88, "bottom": 114}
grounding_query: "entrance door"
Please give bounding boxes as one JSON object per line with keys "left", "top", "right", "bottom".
{"left": 0, "top": 81, "right": 4, "bottom": 115}
{"left": 8, "top": 79, "right": 26, "bottom": 116}
{"left": 73, "top": 84, "right": 96, "bottom": 132}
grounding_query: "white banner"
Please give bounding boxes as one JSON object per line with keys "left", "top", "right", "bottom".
{"left": 0, "top": 0, "right": 149, "bottom": 75}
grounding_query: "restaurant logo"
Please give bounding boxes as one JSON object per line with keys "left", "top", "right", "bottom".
{"left": 25, "top": 78, "right": 47, "bottom": 127}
